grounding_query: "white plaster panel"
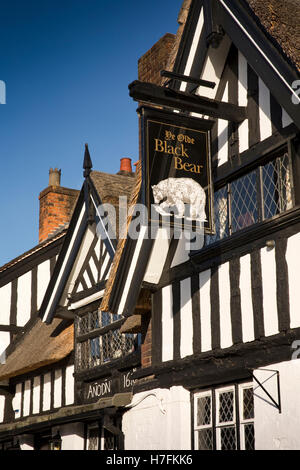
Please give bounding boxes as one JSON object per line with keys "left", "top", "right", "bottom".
{"left": 180, "top": 278, "right": 193, "bottom": 359}
{"left": 16, "top": 271, "right": 31, "bottom": 326}
{"left": 60, "top": 423, "right": 85, "bottom": 450}
{"left": 54, "top": 369, "right": 62, "bottom": 408}
{"left": 240, "top": 254, "right": 255, "bottom": 343}
{"left": 238, "top": 51, "right": 249, "bottom": 153}
{"left": 43, "top": 373, "right": 51, "bottom": 411}
{"left": 23, "top": 380, "right": 31, "bottom": 417}
{"left": 12, "top": 383, "right": 22, "bottom": 419}
{"left": 32, "top": 376, "right": 41, "bottom": 414}
{"left": 65, "top": 365, "right": 74, "bottom": 405}
{"left": 144, "top": 228, "right": 171, "bottom": 284}
{"left": 37, "top": 260, "right": 50, "bottom": 310}
{"left": 0, "top": 283, "right": 11, "bottom": 325}
{"left": 254, "top": 359, "right": 300, "bottom": 449}
{"left": 218, "top": 83, "right": 229, "bottom": 167}
{"left": 123, "top": 386, "right": 191, "bottom": 450}
{"left": 180, "top": 7, "right": 204, "bottom": 92}
{"left": 259, "top": 77, "right": 272, "bottom": 141}
{"left": 0, "top": 332, "right": 10, "bottom": 362}
{"left": 261, "top": 247, "right": 279, "bottom": 336}
{"left": 162, "top": 285, "right": 173, "bottom": 362}
{"left": 218, "top": 262, "right": 232, "bottom": 349}
{"left": 0, "top": 395, "right": 5, "bottom": 423}
{"left": 286, "top": 233, "right": 300, "bottom": 329}
{"left": 199, "top": 269, "right": 211, "bottom": 352}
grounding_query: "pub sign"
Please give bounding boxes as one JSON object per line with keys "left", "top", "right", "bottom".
{"left": 140, "top": 106, "right": 214, "bottom": 234}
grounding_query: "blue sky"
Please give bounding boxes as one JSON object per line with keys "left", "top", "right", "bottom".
{"left": 0, "top": 0, "right": 183, "bottom": 266}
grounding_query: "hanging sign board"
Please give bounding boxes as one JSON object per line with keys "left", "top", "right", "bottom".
{"left": 139, "top": 106, "right": 214, "bottom": 234}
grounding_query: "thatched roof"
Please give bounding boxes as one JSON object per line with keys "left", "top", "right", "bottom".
{"left": 246, "top": 0, "right": 300, "bottom": 72}
{"left": 0, "top": 318, "right": 73, "bottom": 381}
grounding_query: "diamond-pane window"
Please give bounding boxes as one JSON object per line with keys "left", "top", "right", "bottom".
{"left": 75, "top": 311, "right": 139, "bottom": 372}
{"left": 206, "top": 187, "right": 229, "bottom": 245}
{"left": 194, "top": 383, "right": 254, "bottom": 451}
{"left": 197, "top": 395, "right": 211, "bottom": 426}
{"left": 87, "top": 428, "right": 99, "bottom": 451}
{"left": 220, "top": 426, "right": 237, "bottom": 450}
{"left": 244, "top": 424, "right": 255, "bottom": 450}
{"left": 197, "top": 429, "right": 213, "bottom": 450}
{"left": 243, "top": 388, "right": 254, "bottom": 420}
{"left": 206, "top": 148, "right": 293, "bottom": 246}
{"left": 231, "top": 171, "right": 258, "bottom": 233}
{"left": 219, "top": 391, "right": 234, "bottom": 423}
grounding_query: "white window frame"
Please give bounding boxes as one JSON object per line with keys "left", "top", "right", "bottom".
{"left": 239, "top": 382, "right": 254, "bottom": 450}
{"left": 193, "top": 390, "right": 213, "bottom": 450}
{"left": 215, "top": 386, "right": 236, "bottom": 450}
{"left": 193, "top": 382, "right": 254, "bottom": 451}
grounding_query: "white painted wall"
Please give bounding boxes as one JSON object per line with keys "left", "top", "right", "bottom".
{"left": 254, "top": 359, "right": 300, "bottom": 449}
{"left": 162, "top": 286, "right": 173, "bottom": 362}
{"left": 54, "top": 369, "right": 62, "bottom": 408}
{"left": 123, "top": 386, "right": 191, "bottom": 450}
{"left": 19, "top": 434, "right": 34, "bottom": 450}
{"left": 32, "top": 376, "right": 41, "bottom": 414}
{"left": 43, "top": 372, "right": 51, "bottom": 411}
{"left": 16, "top": 271, "right": 31, "bottom": 326}
{"left": 0, "top": 332, "right": 10, "bottom": 362}
{"left": 0, "top": 282, "right": 11, "bottom": 325}
{"left": 12, "top": 383, "right": 22, "bottom": 419}
{"left": 0, "top": 395, "right": 5, "bottom": 423}
{"left": 218, "top": 262, "right": 232, "bottom": 349}
{"left": 180, "top": 278, "right": 193, "bottom": 358}
{"left": 23, "top": 380, "right": 31, "bottom": 417}
{"left": 37, "top": 260, "right": 51, "bottom": 310}
{"left": 65, "top": 365, "right": 74, "bottom": 405}
{"left": 59, "top": 423, "right": 84, "bottom": 450}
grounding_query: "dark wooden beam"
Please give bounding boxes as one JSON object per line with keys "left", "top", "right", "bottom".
{"left": 128, "top": 80, "right": 247, "bottom": 123}
{"left": 0, "top": 325, "right": 23, "bottom": 334}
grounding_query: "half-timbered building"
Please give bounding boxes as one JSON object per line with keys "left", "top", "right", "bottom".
{"left": 0, "top": 0, "right": 300, "bottom": 451}
{"left": 101, "top": 0, "right": 300, "bottom": 451}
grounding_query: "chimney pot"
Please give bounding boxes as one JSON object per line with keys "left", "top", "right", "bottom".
{"left": 49, "top": 168, "right": 61, "bottom": 187}
{"left": 120, "top": 158, "right": 132, "bottom": 173}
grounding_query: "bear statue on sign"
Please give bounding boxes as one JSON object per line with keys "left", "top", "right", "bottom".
{"left": 152, "top": 177, "right": 206, "bottom": 221}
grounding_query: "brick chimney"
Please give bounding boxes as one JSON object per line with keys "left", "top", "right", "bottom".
{"left": 39, "top": 168, "right": 80, "bottom": 243}
{"left": 138, "top": 33, "right": 175, "bottom": 84}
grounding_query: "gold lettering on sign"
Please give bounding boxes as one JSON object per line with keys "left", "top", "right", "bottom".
{"left": 174, "top": 157, "right": 203, "bottom": 174}
{"left": 154, "top": 139, "right": 190, "bottom": 158}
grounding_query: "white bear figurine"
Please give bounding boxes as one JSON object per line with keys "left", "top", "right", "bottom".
{"left": 152, "top": 177, "right": 206, "bottom": 221}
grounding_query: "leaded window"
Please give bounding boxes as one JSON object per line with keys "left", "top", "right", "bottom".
{"left": 193, "top": 383, "right": 254, "bottom": 450}
{"left": 206, "top": 149, "right": 293, "bottom": 245}
{"left": 86, "top": 423, "right": 117, "bottom": 451}
{"left": 75, "top": 310, "right": 140, "bottom": 372}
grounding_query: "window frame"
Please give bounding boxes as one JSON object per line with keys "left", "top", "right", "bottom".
{"left": 207, "top": 145, "right": 295, "bottom": 246}
{"left": 75, "top": 309, "right": 140, "bottom": 373}
{"left": 193, "top": 382, "right": 254, "bottom": 451}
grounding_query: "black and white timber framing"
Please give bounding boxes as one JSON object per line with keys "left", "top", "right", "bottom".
{"left": 39, "top": 170, "right": 116, "bottom": 325}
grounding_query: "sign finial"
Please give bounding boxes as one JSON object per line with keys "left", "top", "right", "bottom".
{"left": 83, "top": 143, "right": 93, "bottom": 178}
